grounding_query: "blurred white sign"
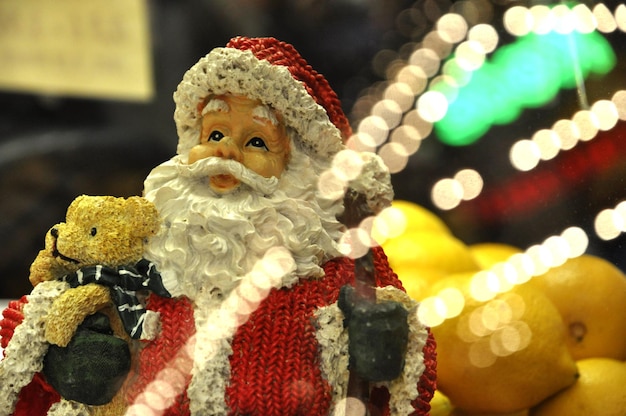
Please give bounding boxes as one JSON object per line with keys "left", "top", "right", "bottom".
{"left": 0, "top": 0, "right": 153, "bottom": 101}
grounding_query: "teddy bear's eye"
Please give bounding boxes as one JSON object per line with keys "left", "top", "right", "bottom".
{"left": 90, "top": 227, "right": 97, "bottom": 237}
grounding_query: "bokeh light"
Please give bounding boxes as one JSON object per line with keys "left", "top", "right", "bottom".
{"left": 594, "top": 3, "right": 617, "bottom": 33}
{"left": 331, "top": 149, "right": 365, "bottom": 182}
{"left": 617, "top": 5, "right": 626, "bottom": 32}
{"left": 503, "top": 6, "right": 533, "bottom": 37}
{"left": 552, "top": 4, "right": 577, "bottom": 34}
{"left": 378, "top": 142, "right": 409, "bottom": 173}
{"left": 572, "top": 3, "right": 597, "bottom": 33}
{"left": 422, "top": 30, "right": 454, "bottom": 60}
{"left": 613, "top": 90, "right": 626, "bottom": 120}
{"left": 389, "top": 125, "right": 422, "bottom": 155}
{"left": 560, "top": 226, "right": 589, "bottom": 258}
{"left": 468, "top": 338, "right": 497, "bottom": 368}
{"left": 408, "top": 48, "right": 441, "bottom": 77}
{"left": 417, "top": 295, "right": 448, "bottom": 327}
{"left": 530, "top": 5, "right": 554, "bottom": 35}
{"left": 437, "top": 287, "right": 466, "bottom": 319}
{"left": 317, "top": 169, "right": 348, "bottom": 201}
{"left": 371, "top": 99, "right": 403, "bottom": 130}
{"left": 357, "top": 115, "right": 390, "bottom": 147}
{"left": 371, "top": 206, "right": 407, "bottom": 244}
{"left": 470, "top": 270, "right": 500, "bottom": 302}
{"left": 572, "top": 110, "right": 599, "bottom": 141}
{"left": 435, "top": 26, "right": 615, "bottom": 146}
{"left": 394, "top": 65, "right": 428, "bottom": 95}
{"left": 332, "top": 397, "right": 367, "bottom": 416}
{"left": 416, "top": 90, "right": 448, "bottom": 122}
{"left": 595, "top": 207, "right": 626, "bottom": 240}
{"left": 590, "top": 99, "right": 619, "bottom": 131}
{"left": 431, "top": 177, "right": 464, "bottom": 210}
{"left": 129, "top": 248, "right": 295, "bottom": 413}
{"left": 436, "top": 13, "right": 469, "bottom": 44}
{"left": 551, "top": 119, "right": 580, "bottom": 150}
{"left": 455, "top": 40, "right": 486, "bottom": 71}
{"left": 532, "top": 129, "right": 561, "bottom": 161}
{"left": 339, "top": 226, "right": 373, "bottom": 259}
{"left": 454, "top": 168, "right": 483, "bottom": 200}
{"left": 383, "top": 82, "right": 415, "bottom": 112}
{"left": 509, "top": 139, "right": 541, "bottom": 172}
{"left": 468, "top": 23, "right": 499, "bottom": 53}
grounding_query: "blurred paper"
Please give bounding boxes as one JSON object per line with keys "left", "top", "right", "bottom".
{"left": 0, "top": 0, "right": 153, "bottom": 101}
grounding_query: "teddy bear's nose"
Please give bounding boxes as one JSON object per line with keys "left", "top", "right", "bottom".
{"left": 50, "top": 227, "right": 59, "bottom": 238}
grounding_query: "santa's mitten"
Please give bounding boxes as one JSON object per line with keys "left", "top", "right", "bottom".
{"left": 42, "top": 312, "right": 131, "bottom": 405}
{"left": 338, "top": 284, "right": 409, "bottom": 382}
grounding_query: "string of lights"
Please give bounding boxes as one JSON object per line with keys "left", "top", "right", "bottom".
{"left": 333, "top": 3, "right": 626, "bottom": 330}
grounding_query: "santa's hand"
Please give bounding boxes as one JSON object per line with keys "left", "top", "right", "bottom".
{"left": 338, "top": 285, "right": 409, "bottom": 382}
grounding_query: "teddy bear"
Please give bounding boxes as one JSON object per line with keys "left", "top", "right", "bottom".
{"left": 30, "top": 194, "right": 166, "bottom": 346}
{"left": 0, "top": 194, "right": 168, "bottom": 416}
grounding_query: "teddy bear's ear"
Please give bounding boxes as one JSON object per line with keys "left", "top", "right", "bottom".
{"left": 126, "top": 196, "right": 161, "bottom": 237}
{"left": 65, "top": 194, "right": 89, "bottom": 220}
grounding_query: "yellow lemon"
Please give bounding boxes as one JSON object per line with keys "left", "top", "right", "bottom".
{"left": 469, "top": 243, "right": 523, "bottom": 270}
{"left": 452, "top": 409, "right": 529, "bottom": 416}
{"left": 392, "top": 263, "right": 445, "bottom": 300}
{"left": 383, "top": 230, "right": 480, "bottom": 275}
{"left": 531, "top": 357, "right": 626, "bottom": 416}
{"left": 432, "top": 278, "right": 578, "bottom": 414}
{"left": 430, "top": 390, "right": 455, "bottom": 416}
{"left": 529, "top": 254, "right": 626, "bottom": 360}
{"left": 390, "top": 199, "right": 451, "bottom": 235}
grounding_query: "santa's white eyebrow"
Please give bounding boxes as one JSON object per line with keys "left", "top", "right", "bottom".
{"left": 201, "top": 98, "right": 229, "bottom": 116}
{"left": 252, "top": 104, "right": 278, "bottom": 126}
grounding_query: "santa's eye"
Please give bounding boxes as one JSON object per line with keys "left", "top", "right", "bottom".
{"left": 208, "top": 130, "right": 225, "bottom": 142}
{"left": 90, "top": 227, "right": 97, "bottom": 237}
{"left": 247, "top": 137, "right": 268, "bottom": 151}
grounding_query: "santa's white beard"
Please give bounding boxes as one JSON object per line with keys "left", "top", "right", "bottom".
{"left": 142, "top": 150, "right": 345, "bottom": 304}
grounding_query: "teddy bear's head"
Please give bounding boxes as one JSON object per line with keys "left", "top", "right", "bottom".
{"left": 29, "top": 195, "right": 160, "bottom": 286}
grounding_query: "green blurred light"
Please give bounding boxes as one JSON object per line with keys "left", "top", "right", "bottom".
{"left": 435, "top": 29, "right": 616, "bottom": 147}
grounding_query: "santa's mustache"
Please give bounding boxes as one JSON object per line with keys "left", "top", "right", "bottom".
{"left": 176, "top": 157, "right": 279, "bottom": 195}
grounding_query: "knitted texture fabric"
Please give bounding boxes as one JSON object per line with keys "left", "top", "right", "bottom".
{"left": 0, "top": 297, "right": 61, "bottom": 416}
{"left": 125, "top": 295, "right": 195, "bottom": 415}
{"left": 123, "top": 246, "right": 436, "bottom": 415}
{"left": 225, "top": 36, "right": 352, "bottom": 141}
{"left": 1, "top": 248, "right": 436, "bottom": 415}
{"left": 0, "top": 297, "right": 26, "bottom": 349}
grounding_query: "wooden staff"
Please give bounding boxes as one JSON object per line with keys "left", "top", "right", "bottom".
{"left": 340, "top": 189, "right": 382, "bottom": 416}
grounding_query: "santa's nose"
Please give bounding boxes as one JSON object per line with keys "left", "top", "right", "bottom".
{"left": 213, "top": 136, "right": 243, "bottom": 162}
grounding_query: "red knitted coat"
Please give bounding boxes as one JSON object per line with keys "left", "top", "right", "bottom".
{"left": 1, "top": 247, "right": 436, "bottom": 415}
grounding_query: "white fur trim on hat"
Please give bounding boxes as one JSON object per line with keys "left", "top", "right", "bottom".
{"left": 173, "top": 47, "right": 344, "bottom": 160}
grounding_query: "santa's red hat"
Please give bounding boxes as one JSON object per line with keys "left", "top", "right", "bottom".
{"left": 174, "top": 37, "right": 347, "bottom": 157}
{"left": 173, "top": 36, "right": 393, "bottom": 212}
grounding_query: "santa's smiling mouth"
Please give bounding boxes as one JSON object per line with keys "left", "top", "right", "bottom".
{"left": 209, "top": 174, "right": 241, "bottom": 191}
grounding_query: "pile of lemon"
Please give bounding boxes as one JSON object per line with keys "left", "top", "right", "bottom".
{"left": 380, "top": 200, "right": 626, "bottom": 416}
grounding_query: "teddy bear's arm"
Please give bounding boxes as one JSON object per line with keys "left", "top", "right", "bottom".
{"left": 29, "top": 251, "right": 62, "bottom": 287}
{"left": 44, "top": 284, "right": 112, "bottom": 347}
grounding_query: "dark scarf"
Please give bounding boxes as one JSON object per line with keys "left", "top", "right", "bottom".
{"left": 62, "top": 259, "right": 170, "bottom": 339}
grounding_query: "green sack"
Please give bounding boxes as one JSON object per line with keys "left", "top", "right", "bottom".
{"left": 43, "top": 313, "right": 131, "bottom": 406}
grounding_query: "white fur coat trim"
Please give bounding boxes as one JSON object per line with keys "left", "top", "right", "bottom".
{"left": 315, "top": 286, "right": 429, "bottom": 415}
{"left": 0, "top": 280, "right": 68, "bottom": 416}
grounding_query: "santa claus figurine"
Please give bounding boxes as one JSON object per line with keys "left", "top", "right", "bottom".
{"left": 1, "top": 37, "right": 436, "bottom": 415}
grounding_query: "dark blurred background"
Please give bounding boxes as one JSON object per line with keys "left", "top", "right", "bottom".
{"left": 1, "top": 0, "right": 626, "bottom": 298}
